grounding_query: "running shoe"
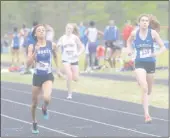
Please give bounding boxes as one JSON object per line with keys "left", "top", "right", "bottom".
{"left": 42, "top": 105, "right": 49, "bottom": 120}
{"left": 32, "top": 122, "right": 39, "bottom": 134}
{"left": 145, "top": 115, "right": 152, "bottom": 124}
{"left": 67, "top": 93, "right": 72, "bottom": 99}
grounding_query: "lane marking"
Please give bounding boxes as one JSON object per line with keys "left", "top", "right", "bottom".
{"left": 1, "top": 114, "right": 77, "bottom": 137}
{"left": 2, "top": 98, "right": 161, "bottom": 137}
{"left": 1, "top": 87, "right": 168, "bottom": 122}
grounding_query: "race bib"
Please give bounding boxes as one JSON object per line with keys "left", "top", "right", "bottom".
{"left": 65, "top": 50, "right": 75, "bottom": 58}
{"left": 140, "top": 48, "right": 152, "bottom": 58}
{"left": 36, "top": 62, "right": 49, "bottom": 70}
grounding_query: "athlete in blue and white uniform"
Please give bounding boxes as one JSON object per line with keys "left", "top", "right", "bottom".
{"left": 11, "top": 27, "right": 21, "bottom": 66}
{"left": 126, "top": 14, "right": 167, "bottom": 123}
{"left": 27, "top": 24, "right": 59, "bottom": 134}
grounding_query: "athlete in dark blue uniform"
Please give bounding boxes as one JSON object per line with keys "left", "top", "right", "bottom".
{"left": 27, "top": 24, "right": 59, "bottom": 134}
{"left": 134, "top": 28, "right": 156, "bottom": 73}
{"left": 126, "top": 14, "right": 167, "bottom": 123}
{"left": 11, "top": 27, "right": 20, "bottom": 66}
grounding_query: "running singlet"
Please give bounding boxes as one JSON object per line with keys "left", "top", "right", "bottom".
{"left": 57, "top": 34, "right": 78, "bottom": 63}
{"left": 12, "top": 33, "right": 20, "bottom": 48}
{"left": 134, "top": 29, "right": 155, "bottom": 62}
{"left": 87, "top": 27, "right": 98, "bottom": 43}
{"left": 34, "top": 41, "right": 53, "bottom": 75}
{"left": 86, "top": 28, "right": 98, "bottom": 53}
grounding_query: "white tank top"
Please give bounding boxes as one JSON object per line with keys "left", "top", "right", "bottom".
{"left": 87, "top": 28, "right": 98, "bottom": 42}
{"left": 58, "top": 34, "right": 78, "bottom": 63}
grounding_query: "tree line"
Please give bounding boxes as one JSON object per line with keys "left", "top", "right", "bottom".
{"left": 1, "top": 1, "right": 168, "bottom": 38}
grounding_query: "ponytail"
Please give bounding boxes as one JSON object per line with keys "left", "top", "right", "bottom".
{"left": 148, "top": 14, "right": 160, "bottom": 33}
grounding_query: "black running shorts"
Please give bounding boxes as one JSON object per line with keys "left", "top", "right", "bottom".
{"left": 105, "top": 40, "right": 121, "bottom": 50}
{"left": 62, "top": 60, "right": 79, "bottom": 65}
{"left": 33, "top": 73, "right": 54, "bottom": 87}
{"left": 135, "top": 61, "right": 156, "bottom": 74}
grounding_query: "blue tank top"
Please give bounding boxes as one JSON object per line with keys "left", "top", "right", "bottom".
{"left": 134, "top": 29, "right": 155, "bottom": 62}
{"left": 13, "top": 33, "right": 20, "bottom": 48}
{"left": 34, "top": 41, "right": 53, "bottom": 75}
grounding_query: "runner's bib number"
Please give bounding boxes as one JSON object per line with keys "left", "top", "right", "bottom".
{"left": 140, "top": 48, "right": 152, "bottom": 58}
{"left": 36, "top": 62, "right": 49, "bottom": 71}
{"left": 65, "top": 50, "right": 75, "bottom": 58}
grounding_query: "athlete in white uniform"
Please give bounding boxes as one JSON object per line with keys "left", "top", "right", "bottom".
{"left": 57, "top": 23, "right": 84, "bottom": 99}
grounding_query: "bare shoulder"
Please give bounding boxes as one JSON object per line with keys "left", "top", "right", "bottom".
{"left": 131, "top": 29, "right": 137, "bottom": 37}
{"left": 151, "top": 29, "right": 157, "bottom": 33}
{"left": 151, "top": 29, "right": 157, "bottom": 35}
{"left": 52, "top": 42, "right": 58, "bottom": 50}
{"left": 52, "top": 42, "right": 57, "bottom": 46}
{"left": 27, "top": 44, "right": 34, "bottom": 55}
{"left": 151, "top": 29, "right": 159, "bottom": 40}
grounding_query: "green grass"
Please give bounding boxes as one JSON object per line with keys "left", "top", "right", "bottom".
{"left": 1, "top": 72, "right": 168, "bottom": 109}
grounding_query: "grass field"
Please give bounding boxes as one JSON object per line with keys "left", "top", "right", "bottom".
{"left": 1, "top": 72, "right": 168, "bottom": 109}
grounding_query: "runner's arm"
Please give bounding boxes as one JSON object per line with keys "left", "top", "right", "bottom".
{"left": 85, "top": 29, "right": 89, "bottom": 36}
{"left": 126, "top": 30, "right": 136, "bottom": 55}
{"left": 151, "top": 30, "right": 167, "bottom": 57}
{"left": 98, "top": 30, "right": 104, "bottom": 36}
{"left": 75, "top": 36, "right": 84, "bottom": 56}
{"left": 56, "top": 36, "right": 63, "bottom": 48}
{"left": 27, "top": 44, "right": 35, "bottom": 67}
{"left": 52, "top": 42, "right": 59, "bottom": 68}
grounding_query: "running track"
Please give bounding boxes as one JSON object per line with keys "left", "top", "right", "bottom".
{"left": 1, "top": 81, "right": 169, "bottom": 137}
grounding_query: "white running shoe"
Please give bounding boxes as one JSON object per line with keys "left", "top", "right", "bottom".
{"left": 67, "top": 93, "right": 72, "bottom": 99}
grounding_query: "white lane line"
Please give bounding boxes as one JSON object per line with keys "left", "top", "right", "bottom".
{"left": 1, "top": 87, "right": 168, "bottom": 122}
{"left": 1, "top": 114, "right": 77, "bottom": 137}
{"left": 1, "top": 98, "right": 161, "bottom": 137}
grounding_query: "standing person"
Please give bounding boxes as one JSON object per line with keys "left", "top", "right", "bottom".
{"left": 85, "top": 21, "right": 103, "bottom": 72}
{"left": 19, "top": 24, "right": 26, "bottom": 49}
{"left": 57, "top": 23, "right": 84, "bottom": 99}
{"left": 122, "top": 20, "right": 134, "bottom": 47}
{"left": 79, "top": 22, "right": 88, "bottom": 47}
{"left": 45, "top": 24, "right": 55, "bottom": 42}
{"left": 23, "top": 21, "right": 38, "bottom": 74}
{"left": 104, "top": 20, "right": 120, "bottom": 69}
{"left": 20, "top": 24, "right": 31, "bottom": 67}
{"left": 126, "top": 14, "right": 167, "bottom": 123}
{"left": 10, "top": 27, "right": 21, "bottom": 67}
{"left": 27, "top": 24, "right": 59, "bottom": 134}
{"left": 2, "top": 34, "right": 9, "bottom": 53}
{"left": 79, "top": 22, "right": 89, "bottom": 71}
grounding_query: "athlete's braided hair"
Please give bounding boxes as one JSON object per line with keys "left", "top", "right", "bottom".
{"left": 138, "top": 14, "right": 160, "bottom": 33}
